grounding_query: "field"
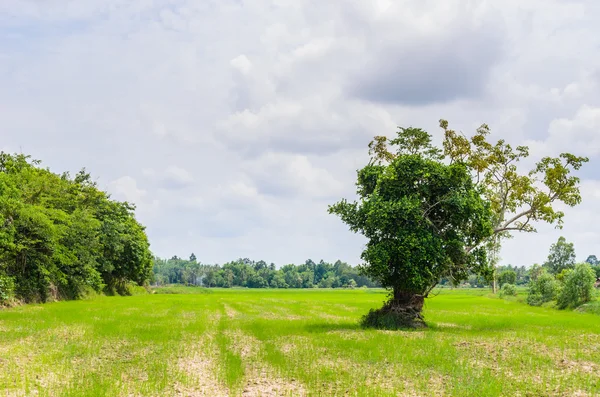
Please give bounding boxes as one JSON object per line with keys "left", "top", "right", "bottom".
{"left": 1, "top": 288, "right": 600, "bottom": 397}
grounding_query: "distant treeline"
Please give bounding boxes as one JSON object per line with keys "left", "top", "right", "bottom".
{"left": 152, "top": 255, "right": 380, "bottom": 288}
{"left": 0, "top": 153, "right": 153, "bottom": 304}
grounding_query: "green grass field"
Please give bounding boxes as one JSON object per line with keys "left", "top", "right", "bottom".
{"left": 1, "top": 288, "right": 599, "bottom": 396}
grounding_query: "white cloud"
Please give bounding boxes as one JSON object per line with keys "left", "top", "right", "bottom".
{"left": 2, "top": 0, "right": 600, "bottom": 267}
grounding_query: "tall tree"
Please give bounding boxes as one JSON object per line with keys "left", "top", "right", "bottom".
{"left": 368, "top": 121, "right": 588, "bottom": 292}
{"left": 543, "top": 236, "right": 576, "bottom": 274}
{"left": 329, "top": 127, "right": 493, "bottom": 328}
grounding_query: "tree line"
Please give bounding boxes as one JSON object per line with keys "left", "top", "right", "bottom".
{"left": 0, "top": 153, "right": 153, "bottom": 304}
{"left": 152, "top": 255, "right": 380, "bottom": 289}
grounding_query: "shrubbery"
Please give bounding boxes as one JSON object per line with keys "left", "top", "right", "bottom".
{"left": 526, "top": 263, "right": 598, "bottom": 310}
{"left": 557, "top": 263, "right": 596, "bottom": 309}
{"left": 526, "top": 271, "right": 559, "bottom": 306}
{"left": 499, "top": 283, "right": 517, "bottom": 297}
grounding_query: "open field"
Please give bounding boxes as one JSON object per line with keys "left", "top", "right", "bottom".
{"left": 1, "top": 288, "right": 600, "bottom": 397}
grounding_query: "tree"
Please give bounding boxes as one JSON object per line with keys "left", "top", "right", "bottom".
{"left": 557, "top": 263, "right": 596, "bottom": 309}
{"left": 585, "top": 255, "right": 598, "bottom": 266}
{"left": 329, "top": 127, "right": 493, "bottom": 328}
{"left": 498, "top": 270, "right": 517, "bottom": 287}
{"left": 543, "top": 237, "right": 576, "bottom": 274}
{"left": 370, "top": 122, "right": 588, "bottom": 293}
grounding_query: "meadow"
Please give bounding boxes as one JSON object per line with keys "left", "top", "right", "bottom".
{"left": 1, "top": 288, "right": 600, "bottom": 397}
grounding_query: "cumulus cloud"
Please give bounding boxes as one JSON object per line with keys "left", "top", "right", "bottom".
{"left": 2, "top": 0, "right": 600, "bottom": 267}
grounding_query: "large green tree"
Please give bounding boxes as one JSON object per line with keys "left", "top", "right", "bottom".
{"left": 331, "top": 122, "right": 587, "bottom": 327}
{"left": 366, "top": 121, "right": 588, "bottom": 293}
{"left": 329, "top": 128, "right": 493, "bottom": 327}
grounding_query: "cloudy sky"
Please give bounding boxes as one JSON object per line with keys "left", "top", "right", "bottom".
{"left": 2, "top": 0, "right": 600, "bottom": 267}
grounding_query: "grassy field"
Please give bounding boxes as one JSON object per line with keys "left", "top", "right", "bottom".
{"left": 1, "top": 288, "right": 600, "bottom": 397}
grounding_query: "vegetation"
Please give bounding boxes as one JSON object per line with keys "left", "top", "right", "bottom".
{"left": 543, "top": 236, "right": 577, "bottom": 274}
{"left": 526, "top": 270, "right": 560, "bottom": 306}
{"left": 330, "top": 122, "right": 587, "bottom": 327}
{"left": 152, "top": 256, "right": 379, "bottom": 289}
{"left": 499, "top": 283, "right": 517, "bottom": 297}
{"left": 0, "top": 153, "right": 153, "bottom": 304}
{"left": 557, "top": 263, "right": 597, "bottom": 309}
{"left": 2, "top": 288, "right": 600, "bottom": 396}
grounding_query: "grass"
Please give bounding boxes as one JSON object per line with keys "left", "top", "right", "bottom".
{"left": 1, "top": 287, "right": 600, "bottom": 396}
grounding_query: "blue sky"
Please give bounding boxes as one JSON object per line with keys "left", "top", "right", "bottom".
{"left": 2, "top": 0, "right": 600, "bottom": 266}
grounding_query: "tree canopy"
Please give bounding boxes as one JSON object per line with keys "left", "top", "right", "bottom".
{"left": 543, "top": 236, "right": 576, "bottom": 275}
{"left": 0, "top": 153, "right": 153, "bottom": 304}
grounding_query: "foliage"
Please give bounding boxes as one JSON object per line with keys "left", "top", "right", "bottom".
{"left": 152, "top": 257, "right": 378, "bottom": 289}
{"left": 498, "top": 270, "right": 517, "bottom": 287}
{"left": 368, "top": 121, "right": 587, "bottom": 294}
{"left": 585, "top": 255, "right": 599, "bottom": 266}
{"left": 543, "top": 236, "right": 576, "bottom": 274}
{"left": 0, "top": 152, "right": 153, "bottom": 303}
{"left": 557, "top": 263, "right": 596, "bottom": 309}
{"left": 527, "top": 270, "right": 560, "bottom": 306}
{"left": 0, "top": 274, "right": 15, "bottom": 304}
{"left": 499, "top": 283, "right": 517, "bottom": 297}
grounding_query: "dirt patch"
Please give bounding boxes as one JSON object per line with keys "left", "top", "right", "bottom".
{"left": 178, "top": 334, "right": 230, "bottom": 397}
{"left": 226, "top": 330, "right": 307, "bottom": 396}
{"left": 224, "top": 305, "right": 239, "bottom": 319}
{"left": 241, "top": 368, "right": 306, "bottom": 397}
{"left": 558, "top": 359, "right": 598, "bottom": 374}
{"left": 226, "top": 330, "right": 261, "bottom": 359}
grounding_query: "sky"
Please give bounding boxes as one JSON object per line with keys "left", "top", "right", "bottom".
{"left": 2, "top": 0, "right": 600, "bottom": 267}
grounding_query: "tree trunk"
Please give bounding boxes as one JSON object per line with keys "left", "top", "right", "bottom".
{"left": 380, "top": 289, "right": 427, "bottom": 328}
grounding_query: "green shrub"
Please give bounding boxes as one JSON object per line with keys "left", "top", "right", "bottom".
{"left": 557, "top": 263, "right": 596, "bottom": 309}
{"left": 500, "top": 283, "right": 517, "bottom": 297}
{"left": 527, "top": 271, "right": 559, "bottom": 306}
{"left": 0, "top": 274, "right": 15, "bottom": 304}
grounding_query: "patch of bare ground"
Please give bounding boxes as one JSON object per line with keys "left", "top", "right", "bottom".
{"left": 241, "top": 369, "right": 305, "bottom": 397}
{"left": 557, "top": 358, "right": 598, "bottom": 374}
{"left": 177, "top": 335, "right": 230, "bottom": 396}
{"left": 226, "top": 330, "right": 307, "bottom": 397}
{"left": 223, "top": 304, "right": 239, "bottom": 319}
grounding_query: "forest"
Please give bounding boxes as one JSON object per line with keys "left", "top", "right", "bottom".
{"left": 0, "top": 153, "right": 153, "bottom": 304}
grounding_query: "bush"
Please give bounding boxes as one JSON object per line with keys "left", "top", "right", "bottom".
{"left": 557, "top": 263, "right": 596, "bottom": 309}
{"left": 0, "top": 274, "right": 15, "bottom": 304}
{"left": 527, "top": 271, "right": 559, "bottom": 306}
{"left": 500, "top": 283, "right": 517, "bottom": 297}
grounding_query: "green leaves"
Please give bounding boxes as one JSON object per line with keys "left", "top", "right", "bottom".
{"left": 0, "top": 152, "right": 153, "bottom": 303}
{"left": 335, "top": 118, "right": 587, "bottom": 300}
{"left": 330, "top": 150, "right": 493, "bottom": 296}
